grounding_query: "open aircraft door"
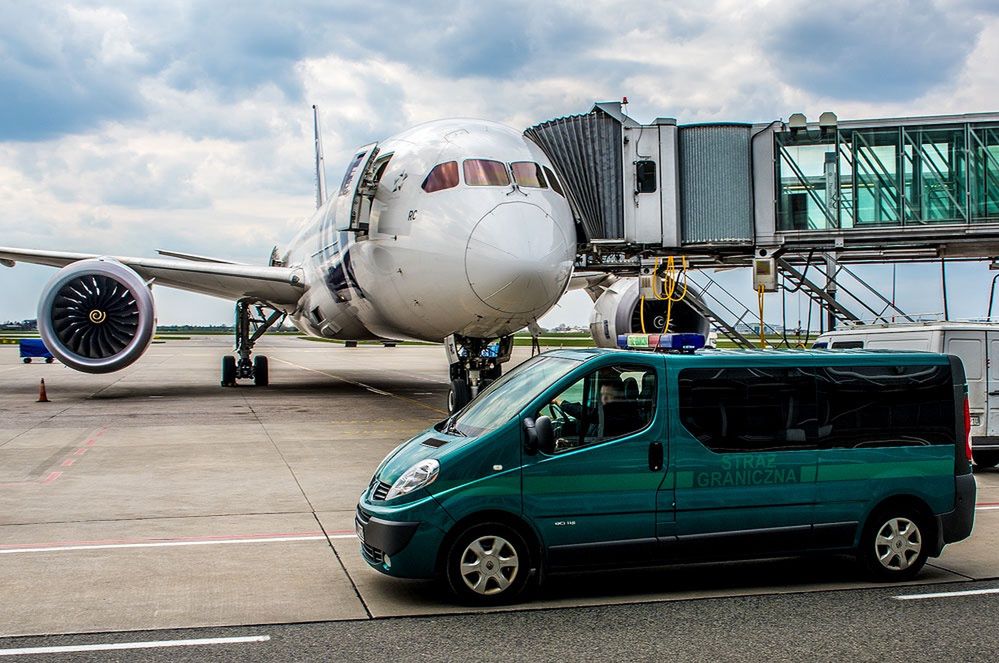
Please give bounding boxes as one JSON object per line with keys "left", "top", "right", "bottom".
{"left": 333, "top": 142, "right": 380, "bottom": 235}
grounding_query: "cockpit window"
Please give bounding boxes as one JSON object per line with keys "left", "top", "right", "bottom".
{"left": 511, "top": 162, "right": 548, "bottom": 188}
{"left": 544, "top": 166, "right": 565, "bottom": 197}
{"left": 463, "top": 159, "right": 510, "bottom": 186}
{"left": 422, "top": 161, "right": 459, "bottom": 193}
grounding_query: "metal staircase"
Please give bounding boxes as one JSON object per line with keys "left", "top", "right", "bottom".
{"left": 684, "top": 271, "right": 782, "bottom": 349}
{"left": 776, "top": 256, "right": 915, "bottom": 326}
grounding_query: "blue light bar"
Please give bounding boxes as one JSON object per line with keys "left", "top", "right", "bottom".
{"left": 617, "top": 333, "right": 705, "bottom": 353}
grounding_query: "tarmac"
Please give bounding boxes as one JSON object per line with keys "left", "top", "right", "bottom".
{"left": 0, "top": 336, "right": 996, "bottom": 638}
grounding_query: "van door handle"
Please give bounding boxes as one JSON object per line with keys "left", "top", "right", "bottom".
{"left": 989, "top": 390, "right": 999, "bottom": 396}
{"left": 649, "top": 442, "right": 664, "bottom": 471}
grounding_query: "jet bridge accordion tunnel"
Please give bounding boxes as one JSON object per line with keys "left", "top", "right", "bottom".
{"left": 525, "top": 101, "right": 755, "bottom": 252}
{"left": 525, "top": 102, "right": 999, "bottom": 263}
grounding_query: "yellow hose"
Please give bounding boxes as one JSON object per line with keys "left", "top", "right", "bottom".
{"left": 757, "top": 284, "right": 766, "bottom": 349}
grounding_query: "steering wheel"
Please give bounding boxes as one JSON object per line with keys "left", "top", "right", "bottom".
{"left": 548, "top": 401, "right": 569, "bottom": 422}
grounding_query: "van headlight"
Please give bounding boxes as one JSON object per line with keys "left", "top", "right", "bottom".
{"left": 385, "top": 459, "right": 440, "bottom": 500}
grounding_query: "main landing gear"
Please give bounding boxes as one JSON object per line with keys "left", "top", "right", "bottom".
{"left": 221, "top": 299, "right": 285, "bottom": 387}
{"left": 444, "top": 334, "right": 513, "bottom": 414}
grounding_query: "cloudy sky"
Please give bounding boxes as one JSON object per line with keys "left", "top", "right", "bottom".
{"left": 2, "top": 0, "right": 998, "bottom": 328}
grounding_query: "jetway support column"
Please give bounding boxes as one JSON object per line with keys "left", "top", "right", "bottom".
{"left": 824, "top": 253, "right": 838, "bottom": 332}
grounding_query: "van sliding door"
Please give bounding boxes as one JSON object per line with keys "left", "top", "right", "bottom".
{"left": 670, "top": 366, "right": 818, "bottom": 557}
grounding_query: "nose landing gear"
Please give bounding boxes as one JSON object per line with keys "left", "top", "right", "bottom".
{"left": 221, "top": 298, "right": 285, "bottom": 387}
{"left": 444, "top": 334, "right": 513, "bottom": 414}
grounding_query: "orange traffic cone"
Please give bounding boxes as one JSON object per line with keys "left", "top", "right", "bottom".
{"left": 37, "top": 378, "right": 49, "bottom": 403}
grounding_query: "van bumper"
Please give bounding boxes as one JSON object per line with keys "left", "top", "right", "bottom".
{"left": 972, "top": 436, "right": 999, "bottom": 451}
{"left": 355, "top": 497, "right": 451, "bottom": 579}
{"left": 931, "top": 473, "right": 976, "bottom": 555}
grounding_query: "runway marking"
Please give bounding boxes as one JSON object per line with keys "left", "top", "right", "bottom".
{"left": 40, "top": 472, "right": 61, "bottom": 485}
{"left": 0, "top": 635, "right": 270, "bottom": 656}
{"left": 60, "top": 459, "right": 74, "bottom": 467}
{"left": 895, "top": 587, "right": 999, "bottom": 601}
{"left": 270, "top": 356, "right": 447, "bottom": 414}
{"left": 73, "top": 448, "right": 87, "bottom": 456}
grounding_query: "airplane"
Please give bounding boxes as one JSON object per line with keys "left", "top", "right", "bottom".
{"left": 1, "top": 111, "right": 707, "bottom": 413}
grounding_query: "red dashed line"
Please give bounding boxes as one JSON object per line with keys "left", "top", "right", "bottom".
{"left": 0, "top": 530, "right": 328, "bottom": 550}
{"left": 41, "top": 472, "right": 62, "bottom": 485}
{"left": 73, "top": 448, "right": 87, "bottom": 456}
{"left": 61, "top": 459, "right": 75, "bottom": 467}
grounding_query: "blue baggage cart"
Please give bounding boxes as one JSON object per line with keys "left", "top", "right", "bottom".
{"left": 19, "top": 339, "right": 54, "bottom": 364}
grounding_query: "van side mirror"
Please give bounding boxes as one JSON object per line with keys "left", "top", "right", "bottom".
{"left": 535, "top": 416, "right": 555, "bottom": 455}
{"left": 523, "top": 417, "right": 539, "bottom": 455}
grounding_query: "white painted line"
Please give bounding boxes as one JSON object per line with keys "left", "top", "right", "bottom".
{"left": 976, "top": 505, "right": 999, "bottom": 511}
{"left": 0, "top": 535, "right": 328, "bottom": 555}
{"left": 328, "top": 534, "right": 357, "bottom": 540}
{"left": 895, "top": 587, "right": 999, "bottom": 601}
{"left": 0, "top": 635, "right": 269, "bottom": 656}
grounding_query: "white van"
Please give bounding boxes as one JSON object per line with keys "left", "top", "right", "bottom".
{"left": 814, "top": 322, "right": 999, "bottom": 469}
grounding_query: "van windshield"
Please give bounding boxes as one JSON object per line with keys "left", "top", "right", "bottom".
{"left": 451, "top": 356, "right": 581, "bottom": 437}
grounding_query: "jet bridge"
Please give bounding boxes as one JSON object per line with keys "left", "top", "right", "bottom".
{"left": 527, "top": 102, "right": 999, "bottom": 343}
{"left": 526, "top": 102, "right": 999, "bottom": 265}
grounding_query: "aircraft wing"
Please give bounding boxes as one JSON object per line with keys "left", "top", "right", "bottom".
{"left": 0, "top": 246, "right": 305, "bottom": 307}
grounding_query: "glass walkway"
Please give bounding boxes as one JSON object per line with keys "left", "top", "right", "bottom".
{"left": 776, "top": 118, "right": 999, "bottom": 231}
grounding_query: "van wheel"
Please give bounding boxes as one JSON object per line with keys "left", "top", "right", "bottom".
{"left": 445, "top": 523, "right": 531, "bottom": 604}
{"left": 974, "top": 451, "right": 999, "bottom": 469}
{"left": 860, "top": 508, "right": 929, "bottom": 581}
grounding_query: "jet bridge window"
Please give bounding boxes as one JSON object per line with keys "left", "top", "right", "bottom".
{"left": 421, "top": 161, "right": 459, "bottom": 193}
{"left": 511, "top": 162, "right": 548, "bottom": 188}
{"left": 463, "top": 159, "right": 510, "bottom": 186}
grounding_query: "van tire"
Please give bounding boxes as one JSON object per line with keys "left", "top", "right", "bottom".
{"left": 445, "top": 522, "right": 532, "bottom": 605}
{"left": 859, "top": 506, "right": 929, "bottom": 581}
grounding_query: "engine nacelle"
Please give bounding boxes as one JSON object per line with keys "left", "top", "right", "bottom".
{"left": 589, "top": 278, "right": 710, "bottom": 348}
{"left": 38, "top": 259, "right": 156, "bottom": 373}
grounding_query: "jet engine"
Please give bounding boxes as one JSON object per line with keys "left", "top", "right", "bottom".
{"left": 589, "top": 278, "right": 710, "bottom": 348}
{"left": 37, "top": 259, "right": 156, "bottom": 373}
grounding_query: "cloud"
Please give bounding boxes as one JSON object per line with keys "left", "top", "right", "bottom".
{"left": 0, "top": 4, "right": 148, "bottom": 141}
{"left": 2, "top": 0, "right": 999, "bottom": 327}
{"left": 766, "top": 0, "right": 983, "bottom": 102}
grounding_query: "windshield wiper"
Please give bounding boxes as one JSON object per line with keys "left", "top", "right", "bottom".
{"left": 444, "top": 416, "right": 466, "bottom": 436}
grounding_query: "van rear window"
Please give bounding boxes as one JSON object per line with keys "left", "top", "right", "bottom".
{"left": 679, "top": 364, "right": 955, "bottom": 452}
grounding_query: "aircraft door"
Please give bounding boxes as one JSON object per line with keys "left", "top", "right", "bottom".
{"left": 330, "top": 143, "right": 379, "bottom": 236}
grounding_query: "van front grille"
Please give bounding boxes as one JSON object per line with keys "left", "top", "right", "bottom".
{"left": 371, "top": 481, "right": 391, "bottom": 501}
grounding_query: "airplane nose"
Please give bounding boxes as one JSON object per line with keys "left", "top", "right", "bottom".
{"left": 465, "top": 201, "right": 573, "bottom": 315}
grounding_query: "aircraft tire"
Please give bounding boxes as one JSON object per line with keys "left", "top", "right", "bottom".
{"left": 448, "top": 378, "right": 471, "bottom": 414}
{"left": 253, "top": 355, "right": 269, "bottom": 387}
{"left": 221, "top": 355, "right": 236, "bottom": 387}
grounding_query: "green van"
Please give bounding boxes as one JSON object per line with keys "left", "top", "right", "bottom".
{"left": 356, "top": 341, "right": 976, "bottom": 603}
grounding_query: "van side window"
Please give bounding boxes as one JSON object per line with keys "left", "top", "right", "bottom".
{"left": 831, "top": 341, "right": 864, "bottom": 349}
{"left": 540, "top": 364, "right": 656, "bottom": 452}
{"left": 815, "top": 365, "right": 955, "bottom": 448}
{"left": 421, "top": 162, "right": 459, "bottom": 193}
{"left": 679, "top": 368, "right": 818, "bottom": 452}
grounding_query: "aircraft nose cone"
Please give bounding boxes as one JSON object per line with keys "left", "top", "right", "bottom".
{"left": 465, "top": 202, "right": 573, "bottom": 315}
